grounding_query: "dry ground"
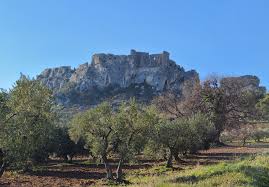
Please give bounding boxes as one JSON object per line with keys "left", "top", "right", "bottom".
{"left": 0, "top": 141, "right": 268, "bottom": 187}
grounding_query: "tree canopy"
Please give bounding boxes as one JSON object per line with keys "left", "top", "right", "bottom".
{"left": 1, "top": 77, "right": 56, "bottom": 169}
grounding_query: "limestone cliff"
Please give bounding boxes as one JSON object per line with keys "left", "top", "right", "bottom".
{"left": 37, "top": 50, "right": 199, "bottom": 107}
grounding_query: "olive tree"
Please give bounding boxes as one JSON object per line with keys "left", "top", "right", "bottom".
{"left": 112, "top": 100, "right": 158, "bottom": 182}
{"left": 1, "top": 76, "right": 56, "bottom": 170}
{"left": 69, "top": 100, "right": 159, "bottom": 182}
{"left": 185, "top": 113, "right": 215, "bottom": 153}
{"left": 150, "top": 113, "right": 214, "bottom": 168}
{"left": 69, "top": 102, "right": 114, "bottom": 179}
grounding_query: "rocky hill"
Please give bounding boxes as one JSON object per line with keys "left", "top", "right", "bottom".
{"left": 37, "top": 50, "right": 199, "bottom": 107}
{"left": 37, "top": 50, "right": 267, "bottom": 109}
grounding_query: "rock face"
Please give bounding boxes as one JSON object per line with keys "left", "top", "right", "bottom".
{"left": 37, "top": 50, "right": 199, "bottom": 106}
{"left": 37, "top": 66, "right": 74, "bottom": 90}
{"left": 221, "top": 75, "right": 266, "bottom": 93}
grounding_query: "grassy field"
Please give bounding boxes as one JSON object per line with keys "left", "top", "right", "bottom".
{"left": 0, "top": 142, "right": 269, "bottom": 187}
{"left": 125, "top": 154, "right": 269, "bottom": 187}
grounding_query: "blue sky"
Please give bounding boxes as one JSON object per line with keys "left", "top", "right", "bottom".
{"left": 0, "top": 0, "right": 268, "bottom": 90}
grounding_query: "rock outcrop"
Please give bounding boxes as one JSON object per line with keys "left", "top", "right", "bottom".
{"left": 37, "top": 66, "right": 74, "bottom": 90}
{"left": 221, "top": 75, "right": 266, "bottom": 94}
{"left": 37, "top": 50, "right": 199, "bottom": 106}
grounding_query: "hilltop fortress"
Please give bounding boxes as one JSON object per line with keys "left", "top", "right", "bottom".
{"left": 37, "top": 50, "right": 199, "bottom": 106}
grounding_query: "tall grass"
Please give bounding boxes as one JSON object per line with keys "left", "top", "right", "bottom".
{"left": 125, "top": 154, "right": 269, "bottom": 187}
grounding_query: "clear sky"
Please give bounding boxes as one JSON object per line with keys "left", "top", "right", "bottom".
{"left": 0, "top": 0, "right": 268, "bottom": 90}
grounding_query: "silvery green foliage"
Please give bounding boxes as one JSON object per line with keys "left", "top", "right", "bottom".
{"left": 1, "top": 77, "right": 56, "bottom": 169}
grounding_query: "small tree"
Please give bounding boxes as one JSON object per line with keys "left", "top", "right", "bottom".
{"left": 186, "top": 113, "right": 215, "bottom": 153}
{"left": 69, "top": 102, "right": 114, "bottom": 179}
{"left": 112, "top": 100, "right": 158, "bottom": 182}
{"left": 69, "top": 100, "right": 159, "bottom": 182}
{"left": 155, "top": 119, "right": 188, "bottom": 168}
{"left": 150, "top": 113, "right": 214, "bottom": 168}
{"left": 1, "top": 76, "right": 56, "bottom": 170}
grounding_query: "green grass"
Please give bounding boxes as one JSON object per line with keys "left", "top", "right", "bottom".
{"left": 124, "top": 154, "right": 269, "bottom": 187}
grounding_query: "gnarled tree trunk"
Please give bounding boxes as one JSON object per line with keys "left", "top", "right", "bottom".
{"left": 0, "top": 149, "right": 5, "bottom": 177}
{"left": 116, "top": 159, "right": 123, "bottom": 182}
{"left": 166, "top": 149, "right": 173, "bottom": 168}
{"left": 102, "top": 156, "right": 112, "bottom": 180}
{"left": 173, "top": 152, "right": 185, "bottom": 163}
{"left": 0, "top": 162, "right": 5, "bottom": 177}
